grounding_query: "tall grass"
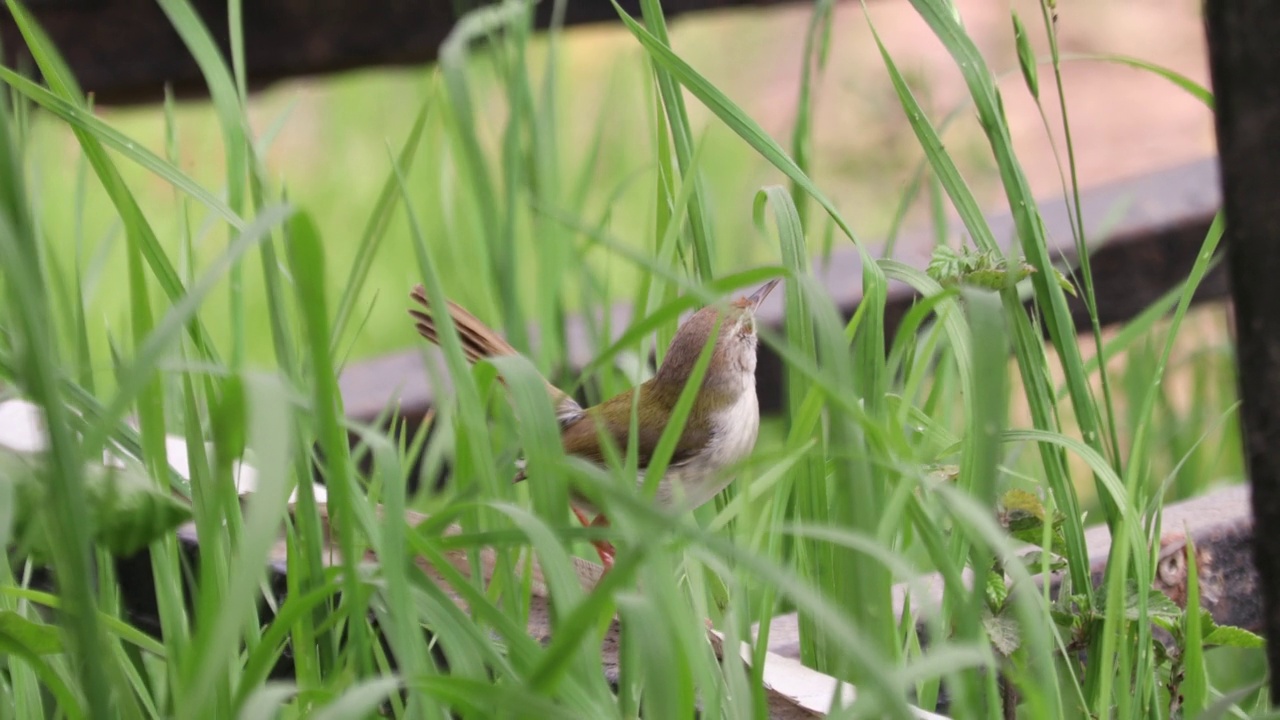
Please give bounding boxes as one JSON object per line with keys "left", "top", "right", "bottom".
{"left": 0, "top": 0, "right": 1261, "bottom": 718}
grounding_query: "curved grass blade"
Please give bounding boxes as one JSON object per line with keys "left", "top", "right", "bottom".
{"left": 0, "top": 70, "right": 243, "bottom": 231}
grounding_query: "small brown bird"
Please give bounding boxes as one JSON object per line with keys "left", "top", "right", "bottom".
{"left": 409, "top": 278, "right": 779, "bottom": 568}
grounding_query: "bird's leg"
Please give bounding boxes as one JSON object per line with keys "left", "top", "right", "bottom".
{"left": 571, "top": 507, "right": 616, "bottom": 570}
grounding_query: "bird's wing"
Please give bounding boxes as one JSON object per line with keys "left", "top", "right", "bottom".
{"left": 558, "top": 385, "right": 711, "bottom": 472}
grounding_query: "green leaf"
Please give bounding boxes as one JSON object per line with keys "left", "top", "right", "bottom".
{"left": 0, "top": 610, "right": 63, "bottom": 655}
{"left": 84, "top": 464, "right": 192, "bottom": 557}
{"left": 1049, "top": 608, "right": 1079, "bottom": 630}
{"left": 982, "top": 609, "right": 1021, "bottom": 656}
{"left": 926, "top": 245, "right": 1037, "bottom": 291}
{"left": 10, "top": 453, "right": 192, "bottom": 560}
{"left": 985, "top": 567, "right": 1009, "bottom": 611}
{"left": 609, "top": 0, "right": 870, "bottom": 253}
{"left": 1203, "top": 624, "right": 1265, "bottom": 650}
{"left": 638, "top": 0, "right": 715, "bottom": 281}
{"left": 1067, "top": 52, "right": 1213, "bottom": 109}
{"left": 999, "top": 488, "right": 1068, "bottom": 554}
{"left": 1197, "top": 679, "right": 1267, "bottom": 720}
{"left": 1103, "top": 580, "right": 1182, "bottom": 625}
{"left": 309, "top": 676, "right": 401, "bottom": 720}
{"left": 1000, "top": 488, "right": 1045, "bottom": 525}
{"left": 1017, "top": 550, "right": 1067, "bottom": 574}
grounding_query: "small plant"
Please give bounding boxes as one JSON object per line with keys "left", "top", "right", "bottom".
{"left": 926, "top": 244, "right": 1076, "bottom": 296}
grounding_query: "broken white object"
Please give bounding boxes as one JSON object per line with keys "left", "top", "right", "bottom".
{"left": 0, "top": 398, "right": 326, "bottom": 504}
{"left": 0, "top": 397, "right": 48, "bottom": 454}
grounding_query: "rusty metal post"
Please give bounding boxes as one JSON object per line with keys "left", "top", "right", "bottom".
{"left": 1204, "top": 0, "right": 1280, "bottom": 700}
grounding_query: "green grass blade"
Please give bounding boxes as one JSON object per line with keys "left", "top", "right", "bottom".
{"left": 637, "top": 0, "right": 715, "bottom": 281}
{"left": 284, "top": 210, "right": 372, "bottom": 678}
{"left": 0, "top": 75, "right": 111, "bottom": 719}
{"left": 330, "top": 100, "right": 432, "bottom": 349}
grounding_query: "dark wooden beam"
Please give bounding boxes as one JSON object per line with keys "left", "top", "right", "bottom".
{"left": 1, "top": 0, "right": 803, "bottom": 106}
{"left": 1204, "top": 0, "right": 1280, "bottom": 701}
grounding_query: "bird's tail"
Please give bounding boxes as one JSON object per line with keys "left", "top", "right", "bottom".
{"left": 408, "top": 285, "right": 583, "bottom": 424}
{"left": 409, "top": 284, "right": 521, "bottom": 364}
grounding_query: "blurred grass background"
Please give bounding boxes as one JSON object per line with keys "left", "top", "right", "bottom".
{"left": 26, "top": 0, "right": 1237, "bottom": 514}
{"left": 31, "top": 0, "right": 1216, "bottom": 363}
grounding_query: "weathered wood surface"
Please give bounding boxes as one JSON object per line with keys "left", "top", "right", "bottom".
{"left": 341, "top": 157, "right": 1225, "bottom": 430}
{"left": 1204, "top": 0, "right": 1280, "bottom": 700}
{"left": 0, "top": 0, "right": 806, "bottom": 106}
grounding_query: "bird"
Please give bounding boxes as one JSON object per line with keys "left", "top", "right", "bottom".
{"left": 408, "top": 278, "right": 780, "bottom": 569}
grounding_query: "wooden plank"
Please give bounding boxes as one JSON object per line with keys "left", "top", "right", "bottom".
{"left": 0, "top": 0, "right": 808, "bottom": 106}
{"left": 340, "top": 158, "right": 1224, "bottom": 428}
{"left": 1204, "top": 0, "right": 1280, "bottom": 700}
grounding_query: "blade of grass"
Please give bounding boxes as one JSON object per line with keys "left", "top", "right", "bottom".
{"left": 81, "top": 205, "right": 293, "bottom": 460}
{"left": 790, "top": 0, "right": 835, "bottom": 233}
{"left": 284, "top": 211, "right": 372, "bottom": 679}
{"left": 0, "top": 73, "right": 113, "bottom": 719}
{"left": 154, "top": 0, "right": 251, "bottom": 369}
{"left": 439, "top": 1, "right": 531, "bottom": 351}
{"left": 637, "top": 0, "right": 715, "bottom": 281}
{"left": 179, "top": 374, "right": 293, "bottom": 717}
{"left": 863, "top": 4, "right": 1095, "bottom": 605}
{"left": 330, "top": 100, "right": 432, "bottom": 349}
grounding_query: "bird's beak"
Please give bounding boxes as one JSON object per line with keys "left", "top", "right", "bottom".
{"left": 746, "top": 278, "right": 781, "bottom": 311}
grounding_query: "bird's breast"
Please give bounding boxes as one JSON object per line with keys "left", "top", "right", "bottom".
{"left": 655, "top": 389, "right": 760, "bottom": 511}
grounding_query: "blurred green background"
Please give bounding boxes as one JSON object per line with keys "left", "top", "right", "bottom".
{"left": 29, "top": 0, "right": 1215, "bottom": 368}
{"left": 28, "top": 0, "right": 1235, "bottom": 515}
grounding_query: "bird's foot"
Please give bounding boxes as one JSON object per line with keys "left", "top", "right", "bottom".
{"left": 592, "top": 540, "right": 616, "bottom": 570}
{"left": 572, "top": 507, "right": 616, "bottom": 571}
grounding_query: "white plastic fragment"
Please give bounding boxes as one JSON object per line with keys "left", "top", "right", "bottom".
{"left": 0, "top": 398, "right": 326, "bottom": 504}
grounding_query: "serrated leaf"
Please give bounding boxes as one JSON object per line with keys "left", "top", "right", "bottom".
{"left": 0, "top": 610, "right": 62, "bottom": 655}
{"left": 1000, "top": 488, "right": 1045, "bottom": 527}
{"left": 926, "top": 245, "right": 1035, "bottom": 290}
{"left": 985, "top": 567, "right": 1009, "bottom": 611}
{"left": 1049, "top": 609, "right": 1078, "bottom": 630}
{"left": 983, "top": 609, "right": 1021, "bottom": 656}
{"left": 1140, "top": 590, "right": 1183, "bottom": 625}
{"left": 1203, "top": 624, "right": 1265, "bottom": 649}
{"left": 12, "top": 456, "right": 192, "bottom": 562}
{"left": 1099, "top": 580, "right": 1183, "bottom": 625}
{"left": 1152, "top": 614, "right": 1180, "bottom": 636}
{"left": 1017, "top": 549, "right": 1067, "bottom": 574}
